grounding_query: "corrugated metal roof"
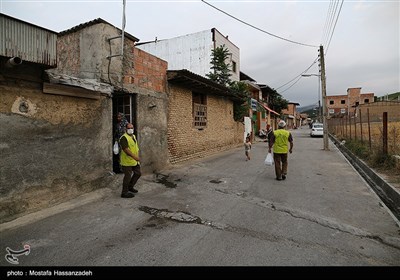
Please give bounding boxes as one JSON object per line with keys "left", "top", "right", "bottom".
{"left": 0, "top": 13, "right": 57, "bottom": 67}
{"left": 59, "top": 18, "right": 139, "bottom": 43}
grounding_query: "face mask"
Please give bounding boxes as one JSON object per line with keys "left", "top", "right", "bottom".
{"left": 127, "top": 129, "right": 134, "bottom": 135}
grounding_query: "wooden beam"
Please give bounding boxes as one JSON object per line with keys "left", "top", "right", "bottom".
{"left": 43, "top": 83, "right": 100, "bottom": 100}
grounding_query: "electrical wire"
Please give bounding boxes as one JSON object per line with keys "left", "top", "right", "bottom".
{"left": 201, "top": 0, "right": 318, "bottom": 48}
{"left": 275, "top": 57, "right": 319, "bottom": 91}
{"left": 321, "top": 0, "right": 335, "bottom": 46}
{"left": 325, "top": 0, "right": 344, "bottom": 56}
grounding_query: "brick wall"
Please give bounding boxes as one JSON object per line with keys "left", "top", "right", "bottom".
{"left": 359, "top": 101, "right": 400, "bottom": 122}
{"left": 327, "top": 88, "right": 375, "bottom": 116}
{"left": 167, "top": 84, "right": 244, "bottom": 164}
{"left": 123, "top": 47, "right": 167, "bottom": 93}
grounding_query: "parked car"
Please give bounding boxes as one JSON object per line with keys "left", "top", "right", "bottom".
{"left": 310, "top": 123, "right": 323, "bottom": 137}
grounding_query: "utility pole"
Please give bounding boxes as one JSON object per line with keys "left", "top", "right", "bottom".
{"left": 319, "top": 45, "right": 329, "bottom": 150}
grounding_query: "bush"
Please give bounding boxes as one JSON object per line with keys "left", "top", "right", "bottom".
{"left": 369, "top": 152, "right": 396, "bottom": 170}
{"left": 345, "top": 139, "right": 370, "bottom": 160}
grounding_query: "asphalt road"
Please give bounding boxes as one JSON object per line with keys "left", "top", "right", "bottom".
{"left": 1, "top": 128, "right": 399, "bottom": 268}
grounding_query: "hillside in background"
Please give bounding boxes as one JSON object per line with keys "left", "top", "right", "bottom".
{"left": 298, "top": 104, "right": 318, "bottom": 113}
{"left": 377, "top": 92, "right": 400, "bottom": 101}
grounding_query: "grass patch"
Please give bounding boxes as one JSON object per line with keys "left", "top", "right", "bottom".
{"left": 343, "top": 138, "right": 399, "bottom": 185}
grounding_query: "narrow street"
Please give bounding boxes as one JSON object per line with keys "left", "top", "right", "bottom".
{"left": 1, "top": 128, "right": 399, "bottom": 267}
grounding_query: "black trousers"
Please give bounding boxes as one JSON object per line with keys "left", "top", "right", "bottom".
{"left": 121, "top": 165, "right": 141, "bottom": 194}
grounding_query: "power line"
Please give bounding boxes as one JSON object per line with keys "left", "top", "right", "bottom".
{"left": 275, "top": 57, "right": 319, "bottom": 91}
{"left": 201, "top": 0, "right": 318, "bottom": 48}
{"left": 278, "top": 75, "right": 303, "bottom": 94}
{"left": 325, "top": 0, "right": 344, "bottom": 56}
{"left": 321, "top": 0, "right": 335, "bottom": 46}
{"left": 324, "top": 0, "right": 339, "bottom": 47}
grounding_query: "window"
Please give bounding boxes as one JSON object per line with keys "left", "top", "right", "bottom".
{"left": 329, "top": 109, "right": 335, "bottom": 114}
{"left": 341, "top": 100, "right": 345, "bottom": 104}
{"left": 355, "top": 101, "right": 359, "bottom": 106}
{"left": 329, "top": 100, "right": 334, "bottom": 105}
{"left": 340, "top": 108, "right": 346, "bottom": 114}
{"left": 193, "top": 92, "right": 207, "bottom": 129}
{"left": 115, "top": 95, "right": 133, "bottom": 123}
{"left": 232, "top": 61, "right": 237, "bottom": 73}
{"left": 364, "top": 99, "right": 369, "bottom": 103}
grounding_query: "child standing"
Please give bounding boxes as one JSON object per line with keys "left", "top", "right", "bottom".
{"left": 244, "top": 137, "right": 252, "bottom": 161}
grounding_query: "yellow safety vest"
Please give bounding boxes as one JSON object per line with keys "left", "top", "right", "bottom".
{"left": 120, "top": 133, "right": 139, "bottom": 166}
{"left": 273, "top": 129, "right": 290, "bottom": 154}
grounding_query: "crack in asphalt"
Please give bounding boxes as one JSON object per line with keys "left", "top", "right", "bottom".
{"left": 137, "top": 205, "right": 396, "bottom": 265}
{"left": 146, "top": 175, "right": 400, "bottom": 257}
{"left": 225, "top": 189, "right": 400, "bottom": 251}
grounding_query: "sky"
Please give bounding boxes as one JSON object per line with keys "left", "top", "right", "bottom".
{"left": 1, "top": 0, "right": 399, "bottom": 107}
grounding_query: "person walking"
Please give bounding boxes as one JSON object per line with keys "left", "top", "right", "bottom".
{"left": 268, "top": 120, "right": 293, "bottom": 181}
{"left": 244, "top": 136, "right": 252, "bottom": 161}
{"left": 119, "top": 122, "right": 141, "bottom": 198}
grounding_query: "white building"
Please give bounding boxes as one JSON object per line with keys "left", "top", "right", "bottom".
{"left": 136, "top": 28, "right": 240, "bottom": 82}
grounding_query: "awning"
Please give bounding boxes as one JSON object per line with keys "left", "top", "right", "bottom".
{"left": 259, "top": 102, "right": 279, "bottom": 115}
{"left": 287, "top": 115, "right": 295, "bottom": 119}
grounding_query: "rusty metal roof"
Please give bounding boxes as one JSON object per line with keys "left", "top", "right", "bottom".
{"left": 1, "top": 13, "right": 57, "bottom": 67}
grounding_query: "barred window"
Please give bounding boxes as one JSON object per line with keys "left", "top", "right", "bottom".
{"left": 193, "top": 92, "right": 207, "bottom": 129}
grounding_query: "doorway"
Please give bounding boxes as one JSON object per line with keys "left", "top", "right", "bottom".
{"left": 112, "top": 93, "right": 136, "bottom": 173}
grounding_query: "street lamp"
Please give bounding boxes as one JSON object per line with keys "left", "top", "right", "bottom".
{"left": 302, "top": 72, "right": 329, "bottom": 150}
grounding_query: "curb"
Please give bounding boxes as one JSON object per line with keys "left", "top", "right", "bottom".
{"left": 329, "top": 134, "right": 400, "bottom": 221}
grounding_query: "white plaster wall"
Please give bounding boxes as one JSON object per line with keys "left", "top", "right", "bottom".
{"left": 214, "top": 29, "right": 240, "bottom": 82}
{"left": 137, "top": 28, "right": 241, "bottom": 81}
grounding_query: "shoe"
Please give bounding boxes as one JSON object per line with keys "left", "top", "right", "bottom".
{"left": 276, "top": 177, "right": 282, "bottom": 181}
{"left": 121, "top": 191, "right": 135, "bottom": 198}
{"left": 282, "top": 174, "right": 286, "bottom": 180}
{"left": 129, "top": 188, "right": 138, "bottom": 193}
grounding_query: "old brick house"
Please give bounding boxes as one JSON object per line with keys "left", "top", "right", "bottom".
{"left": 0, "top": 14, "right": 171, "bottom": 222}
{"left": 166, "top": 70, "right": 244, "bottom": 163}
{"left": 282, "top": 102, "right": 300, "bottom": 129}
{"left": 327, "top": 87, "right": 374, "bottom": 117}
{"left": 137, "top": 28, "right": 247, "bottom": 160}
{"left": 54, "top": 18, "right": 169, "bottom": 174}
{"left": 0, "top": 15, "right": 249, "bottom": 222}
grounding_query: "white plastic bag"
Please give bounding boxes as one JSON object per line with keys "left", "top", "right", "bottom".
{"left": 264, "top": 152, "right": 273, "bottom": 166}
{"left": 113, "top": 141, "right": 119, "bottom": 155}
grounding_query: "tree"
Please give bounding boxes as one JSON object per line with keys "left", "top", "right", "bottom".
{"left": 207, "top": 44, "right": 250, "bottom": 121}
{"left": 206, "top": 45, "right": 232, "bottom": 87}
{"left": 262, "top": 86, "right": 288, "bottom": 114}
{"left": 230, "top": 81, "right": 251, "bottom": 121}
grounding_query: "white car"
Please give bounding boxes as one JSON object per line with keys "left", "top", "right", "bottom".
{"left": 310, "top": 123, "right": 323, "bottom": 137}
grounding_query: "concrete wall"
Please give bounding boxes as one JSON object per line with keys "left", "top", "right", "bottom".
{"left": 0, "top": 77, "right": 113, "bottom": 223}
{"left": 137, "top": 30, "right": 212, "bottom": 79}
{"left": 214, "top": 29, "right": 240, "bottom": 82}
{"left": 167, "top": 84, "right": 244, "bottom": 164}
{"left": 57, "top": 22, "right": 170, "bottom": 175}
{"left": 122, "top": 84, "right": 169, "bottom": 173}
{"left": 137, "top": 28, "right": 240, "bottom": 81}
{"left": 57, "top": 23, "right": 124, "bottom": 84}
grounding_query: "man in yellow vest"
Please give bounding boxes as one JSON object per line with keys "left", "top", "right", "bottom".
{"left": 268, "top": 120, "right": 293, "bottom": 181}
{"left": 119, "top": 123, "right": 141, "bottom": 198}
